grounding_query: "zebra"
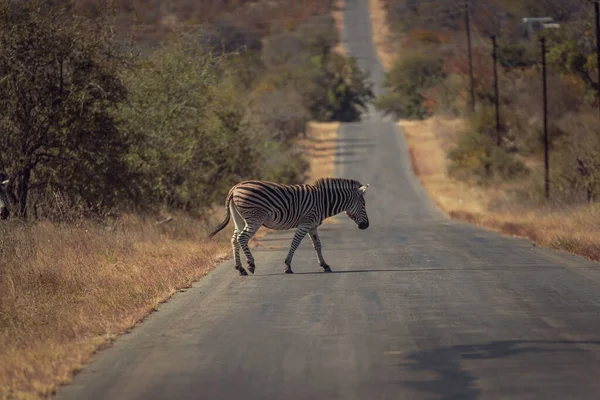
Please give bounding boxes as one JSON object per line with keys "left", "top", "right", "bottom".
{"left": 208, "top": 177, "right": 369, "bottom": 275}
{"left": 0, "top": 175, "right": 10, "bottom": 220}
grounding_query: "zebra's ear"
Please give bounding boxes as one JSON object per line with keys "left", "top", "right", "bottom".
{"left": 359, "top": 184, "right": 369, "bottom": 195}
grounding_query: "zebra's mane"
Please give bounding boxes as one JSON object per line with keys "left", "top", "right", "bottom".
{"left": 313, "top": 177, "right": 360, "bottom": 189}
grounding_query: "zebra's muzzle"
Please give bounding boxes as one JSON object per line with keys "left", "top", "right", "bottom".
{"left": 0, "top": 208, "right": 8, "bottom": 220}
{"left": 358, "top": 221, "right": 369, "bottom": 230}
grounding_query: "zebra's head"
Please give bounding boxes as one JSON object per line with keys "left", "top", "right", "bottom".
{"left": 0, "top": 176, "right": 10, "bottom": 220}
{"left": 346, "top": 184, "right": 369, "bottom": 230}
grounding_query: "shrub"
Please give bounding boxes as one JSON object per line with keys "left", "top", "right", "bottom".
{"left": 552, "top": 112, "right": 600, "bottom": 203}
{"left": 375, "top": 50, "right": 445, "bottom": 119}
{"left": 309, "top": 52, "right": 374, "bottom": 122}
{"left": 448, "top": 107, "right": 529, "bottom": 184}
{"left": 497, "top": 42, "right": 538, "bottom": 68}
{"left": 117, "top": 36, "right": 259, "bottom": 214}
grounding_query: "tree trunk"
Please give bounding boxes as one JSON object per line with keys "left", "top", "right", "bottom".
{"left": 18, "top": 167, "right": 31, "bottom": 219}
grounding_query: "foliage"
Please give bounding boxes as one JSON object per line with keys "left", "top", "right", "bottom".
{"left": 552, "top": 112, "right": 600, "bottom": 203}
{"left": 0, "top": 0, "right": 366, "bottom": 220}
{"left": 448, "top": 108, "right": 529, "bottom": 183}
{"left": 375, "top": 50, "right": 445, "bottom": 119}
{"left": 310, "top": 52, "right": 374, "bottom": 122}
{"left": 0, "top": 0, "right": 134, "bottom": 218}
{"left": 497, "top": 42, "right": 539, "bottom": 68}
{"left": 259, "top": 17, "right": 374, "bottom": 123}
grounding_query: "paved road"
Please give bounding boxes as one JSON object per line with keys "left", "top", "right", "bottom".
{"left": 57, "top": 0, "right": 600, "bottom": 399}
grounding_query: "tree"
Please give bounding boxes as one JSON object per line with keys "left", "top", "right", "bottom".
{"left": 311, "top": 52, "right": 374, "bottom": 122}
{"left": 375, "top": 50, "right": 445, "bottom": 119}
{"left": 0, "top": 0, "right": 133, "bottom": 218}
{"left": 118, "top": 36, "right": 259, "bottom": 213}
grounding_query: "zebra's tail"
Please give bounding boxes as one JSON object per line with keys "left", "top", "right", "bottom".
{"left": 208, "top": 190, "right": 234, "bottom": 239}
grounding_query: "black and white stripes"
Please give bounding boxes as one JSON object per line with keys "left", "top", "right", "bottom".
{"left": 209, "top": 178, "right": 370, "bottom": 275}
{"left": 0, "top": 176, "right": 10, "bottom": 220}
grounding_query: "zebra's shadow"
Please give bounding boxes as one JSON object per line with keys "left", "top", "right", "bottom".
{"left": 255, "top": 269, "right": 404, "bottom": 276}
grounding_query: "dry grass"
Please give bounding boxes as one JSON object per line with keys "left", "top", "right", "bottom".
{"left": 300, "top": 121, "right": 340, "bottom": 182}
{"left": 331, "top": 0, "right": 346, "bottom": 56}
{"left": 0, "top": 214, "right": 231, "bottom": 399}
{"left": 369, "top": 0, "right": 395, "bottom": 70}
{"left": 400, "top": 117, "right": 600, "bottom": 263}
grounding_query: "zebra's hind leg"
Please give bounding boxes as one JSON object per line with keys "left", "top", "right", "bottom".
{"left": 237, "top": 223, "right": 261, "bottom": 274}
{"left": 230, "top": 204, "right": 248, "bottom": 276}
{"left": 308, "top": 228, "right": 331, "bottom": 272}
{"left": 284, "top": 226, "right": 310, "bottom": 274}
{"left": 231, "top": 230, "right": 247, "bottom": 276}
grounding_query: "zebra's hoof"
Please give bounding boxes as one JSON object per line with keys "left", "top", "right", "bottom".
{"left": 322, "top": 265, "right": 332, "bottom": 273}
{"left": 238, "top": 268, "right": 248, "bottom": 276}
{"left": 247, "top": 264, "right": 255, "bottom": 274}
{"left": 284, "top": 267, "right": 294, "bottom": 274}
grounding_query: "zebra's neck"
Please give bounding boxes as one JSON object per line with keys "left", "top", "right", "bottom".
{"left": 317, "top": 183, "right": 351, "bottom": 219}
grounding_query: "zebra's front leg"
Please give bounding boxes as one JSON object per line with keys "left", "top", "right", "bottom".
{"left": 284, "top": 226, "right": 310, "bottom": 274}
{"left": 231, "top": 230, "right": 247, "bottom": 276}
{"left": 237, "top": 224, "right": 260, "bottom": 274}
{"left": 308, "top": 227, "right": 331, "bottom": 272}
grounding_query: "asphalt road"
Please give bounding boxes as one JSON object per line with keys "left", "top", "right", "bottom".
{"left": 57, "top": 0, "right": 600, "bottom": 399}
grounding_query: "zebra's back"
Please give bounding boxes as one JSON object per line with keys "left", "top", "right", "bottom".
{"left": 231, "top": 180, "right": 321, "bottom": 230}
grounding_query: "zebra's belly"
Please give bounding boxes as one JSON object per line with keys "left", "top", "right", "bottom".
{"left": 262, "top": 216, "right": 300, "bottom": 230}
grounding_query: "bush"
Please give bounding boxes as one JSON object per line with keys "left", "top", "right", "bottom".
{"left": 448, "top": 108, "right": 529, "bottom": 184}
{"left": 117, "top": 36, "right": 259, "bottom": 214}
{"left": 375, "top": 50, "right": 445, "bottom": 119}
{"left": 551, "top": 112, "right": 600, "bottom": 203}
{"left": 497, "top": 42, "right": 538, "bottom": 68}
{"left": 309, "top": 52, "right": 374, "bottom": 122}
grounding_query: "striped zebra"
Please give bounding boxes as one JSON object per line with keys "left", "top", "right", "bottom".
{"left": 209, "top": 178, "right": 369, "bottom": 275}
{"left": 0, "top": 177, "right": 10, "bottom": 220}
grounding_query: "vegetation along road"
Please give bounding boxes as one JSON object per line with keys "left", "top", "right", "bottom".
{"left": 57, "top": 0, "right": 600, "bottom": 398}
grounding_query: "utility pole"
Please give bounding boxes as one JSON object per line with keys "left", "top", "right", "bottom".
{"left": 465, "top": 0, "right": 475, "bottom": 112}
{"left": 595, "top": 1, "right": 600, "bottom": 119}
{"left": 540, "top": 36, "right": 549, "bottom": 200}
{"left": 491, "top": 35, "right": 501, "bottom": 146}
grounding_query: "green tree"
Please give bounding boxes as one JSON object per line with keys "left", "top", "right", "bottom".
{"left": 119, "top": 37, "right": 257, "bottom": 213}
{"left": 0, "top": 0, "right": 133, "bottom": 218}
{"left": 310, "top": 52, "right": 374, "bottom": 122}
{"left": 375, "top": 50, "right": 445, "bottom": 119}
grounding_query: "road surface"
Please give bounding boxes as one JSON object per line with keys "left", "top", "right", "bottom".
{"left": 57, "top": 0, "right": 600, "bottom": 399}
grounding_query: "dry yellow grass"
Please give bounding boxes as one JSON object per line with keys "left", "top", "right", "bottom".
{"left": 331, "top": 0, "right": 346, "bottom": 56}
{"left": 369, "top": 0, "right": 395, "bottom": 71}
{"left": 300, "top": 121, "right": 340, "bottom": 182}
{"left": 0, "top": 214, "right": 231, "bottom": 399}
{"left": 400, "top": 117, "right": 600, "bottom": 262}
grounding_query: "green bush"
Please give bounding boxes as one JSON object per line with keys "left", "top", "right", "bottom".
{"left": 375, "top": 50, "right": 445, "bottom": 119}
{"left": 448, "top": 108, "right": 529, "bottom": 184}
{"left": 550, "top": 112, "right": 600, "bottom": 203}
{"left": 497, "top": 42, "right": 538, "bottom": 68}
